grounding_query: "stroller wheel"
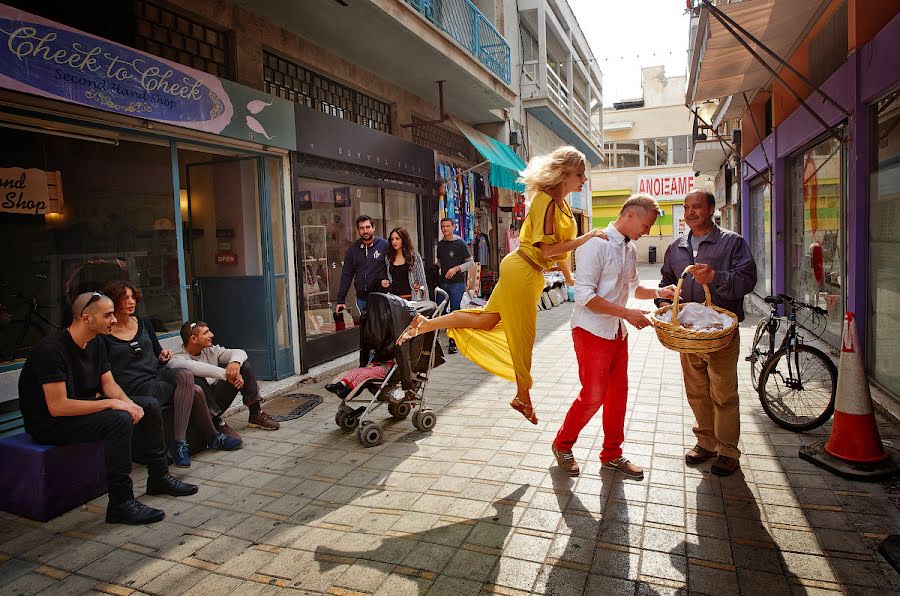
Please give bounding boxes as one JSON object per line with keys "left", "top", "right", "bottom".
{"left": 335, "top": 409, "right": 359, "bottom": 432}
{"left": 358, "top": 422, "right": 383, "bottom": 447}
{"left": 388, "top": 401, "right": 412, "bottom": 420}
{"left": 412, "top": 409, "right": 437, "bottom": 432}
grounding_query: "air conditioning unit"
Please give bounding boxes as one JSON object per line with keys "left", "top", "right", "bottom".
{"left": 509, "top": 130, "right": 522, "bottom": 147}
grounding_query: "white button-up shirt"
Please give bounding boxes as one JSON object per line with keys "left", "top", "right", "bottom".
{"left": 570, "top": 223, "right": 639, "bottom": 339}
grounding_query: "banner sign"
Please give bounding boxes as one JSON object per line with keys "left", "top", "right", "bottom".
{"left": 637, "top": 173, "right": 696, "bottom": 200}
{"left": 0, "top": 5, "right": 296, "bottom": 150}
{"left": 0, "top": 167, "right": 61, "bottom": 215}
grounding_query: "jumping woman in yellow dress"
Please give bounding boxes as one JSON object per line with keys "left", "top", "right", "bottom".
{"left": 397, "top": 146, "right": 606, "bottom": 424}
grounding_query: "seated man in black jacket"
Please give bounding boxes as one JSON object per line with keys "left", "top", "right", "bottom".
{"left": 335, "top": 215, "right": 389, "bottom": 316}
{"left": 18, "top": 291, "right": 198, "bottom": 525}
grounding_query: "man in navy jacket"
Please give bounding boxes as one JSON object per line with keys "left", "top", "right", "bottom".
{"left": 336, "top": 215, "right": 389, "bottom": 315}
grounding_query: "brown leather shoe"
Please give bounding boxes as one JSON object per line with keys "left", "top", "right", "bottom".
{"left": 216, "top": 419, "right": 242, "bottom": 441}
{"left": 685, "top": 445, "right": 716, "bottom": 465}
{"left": 711, "top": 455, "right": 740, "bottom": 476}
{"left": 552, "top": 446, "right": 580, "bottom": 476}
{"left": 602, "top": 457, "right": 644, "bottom": 480}
{"left": 248, "top": 410, "right": 280, "bottom": 430}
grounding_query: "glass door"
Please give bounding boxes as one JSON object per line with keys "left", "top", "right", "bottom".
{"left": 181, "top": 152, "right": 291, "bottom": 379}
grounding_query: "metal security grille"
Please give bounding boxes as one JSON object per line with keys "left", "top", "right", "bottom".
{"left": 410, "top": 117, "right": 478, "bottom": 162}
{"left": 519, "top": 26, "right": 538, "bottom": 82}
{"left": 263, "top": 51, "right": 392, "bottom": 133}
{"left": 808, "top": 1, "right": 848, "bottom": 88}
{"left": 133, "top": 0, "right": 232, "bottom": 78}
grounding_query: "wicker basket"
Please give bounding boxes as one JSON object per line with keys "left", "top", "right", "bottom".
{"left": 653, "top": 273, "right": 738, "bottom": 354}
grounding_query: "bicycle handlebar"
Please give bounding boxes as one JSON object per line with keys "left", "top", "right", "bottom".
{"left": 764, "top": 294, "right": 828, "bottom": 316}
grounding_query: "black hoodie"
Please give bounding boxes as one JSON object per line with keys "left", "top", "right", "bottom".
{"left": 337, "top": 236, "right": 390, "bottom": 303}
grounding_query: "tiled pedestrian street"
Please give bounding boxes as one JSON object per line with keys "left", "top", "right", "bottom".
{"left": 2, "top": 277, "right": 900, "bottom": 595}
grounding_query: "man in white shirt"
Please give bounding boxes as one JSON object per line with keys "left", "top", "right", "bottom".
{"left": 552, "top": 194, "right": 675, "bottom": 479}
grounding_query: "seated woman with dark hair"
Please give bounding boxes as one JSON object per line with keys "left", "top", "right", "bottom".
{"left": 101, "top": 281, "right": 241, "bottom": 467}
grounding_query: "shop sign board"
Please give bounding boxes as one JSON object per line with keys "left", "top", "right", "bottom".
{"left": 0, "top": 166, "right": 58, "bottom": 215}
{"left": 0, "top": 5, "right": 296, "bottom": 150}
{"left": 295, "top": 104, "right": 434, "bottom": 178}
{"left": 637, "top": 172, "right": 696, "bottom": 200}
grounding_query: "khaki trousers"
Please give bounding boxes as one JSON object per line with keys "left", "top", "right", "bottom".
{"left": 680, "top": 333, "right": 741, "bottom": 459}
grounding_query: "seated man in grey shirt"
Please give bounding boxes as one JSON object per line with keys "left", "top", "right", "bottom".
{"left": 168, "top": 321, "right": 280, "bottom": 438}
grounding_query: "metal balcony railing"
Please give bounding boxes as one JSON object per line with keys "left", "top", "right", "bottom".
{"left": 406, "top": 0, "right": 512, "bottom": 84}
{"left": 546, "top": 65, "right": 569, "bottom": 111}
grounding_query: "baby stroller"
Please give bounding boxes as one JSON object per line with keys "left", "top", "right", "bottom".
{"left": 333, "top": 288, "right": 449, "bottom": 447}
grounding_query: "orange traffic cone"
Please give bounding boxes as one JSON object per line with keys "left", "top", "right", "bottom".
{"left": 823, "top": 312, "right": 887, "bottom": 462}
{"left": 799, "top": 312, "right": 897, "bottom": 480}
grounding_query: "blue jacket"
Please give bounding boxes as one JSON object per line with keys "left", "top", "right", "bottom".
{"left": 337, "top": 236, "right": 390, "bottom": 303}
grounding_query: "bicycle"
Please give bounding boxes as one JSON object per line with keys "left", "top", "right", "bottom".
{"left": 0, "top": 281, "right": 59, "bottom": 362}
{"left": 746, "top": 293, "right": 838, "bottom": 431}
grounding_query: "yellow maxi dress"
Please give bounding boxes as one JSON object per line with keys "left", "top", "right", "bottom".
{"left": 448, "top": 191, "right": 577, "bottom": 389}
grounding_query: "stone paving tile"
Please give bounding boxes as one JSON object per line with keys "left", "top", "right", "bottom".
{"left": 4, "top": 297, "right": 900, "bottom": 595}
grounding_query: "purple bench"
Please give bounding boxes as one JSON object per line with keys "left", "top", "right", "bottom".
{"left": 0, "top": 433, "right": 106, "bottom": 521}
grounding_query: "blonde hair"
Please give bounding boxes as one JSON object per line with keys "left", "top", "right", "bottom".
{"left": 620, "top": 193, "right": 661, "bottom": 216}
{"left": 518, "top": 146, "right": 586, "bottom": 198}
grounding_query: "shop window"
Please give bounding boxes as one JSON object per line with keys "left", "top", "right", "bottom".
{"left": 296, "top": 179, "right": 385, "bottom": 339}
{"left": 788, "top": 135, "right": 844, "bottom": 343}
{"left": 748, "top": 178, "right": 772, "bottom": 296}
{"left": 0, "top": 132, "right": 182, "bottom": 366}
{"left": 672, "top": 135, "right": 692, "bottom": 164}
{"left": 264, "top": 52, "right": 392, "bottom": 133}
{"left": 384, "top": 190, "right": 419, "bottom": 252}
{"left": 133, "top": 0, "right": 233, "bottom": 79}
{"left": 615, "top": 141, "right": 640, "bottom": 168}
{"left": 869, "top": 89, "right": 900, "bottom": 397}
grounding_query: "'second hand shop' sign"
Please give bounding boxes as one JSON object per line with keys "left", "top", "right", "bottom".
{"left": 0, "top": 5, "right": 233, "bottom": 134}
{"left": 0, "top": 167, "right": 50, "bottom": 215}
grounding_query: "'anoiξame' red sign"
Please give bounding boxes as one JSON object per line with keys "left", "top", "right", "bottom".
{"left": 637, "top": 173, "right": 696, "bottom": 199}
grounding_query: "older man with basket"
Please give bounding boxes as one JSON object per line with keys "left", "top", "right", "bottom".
{"left": 657, "top": 190, "right": 757, "bottom": 476}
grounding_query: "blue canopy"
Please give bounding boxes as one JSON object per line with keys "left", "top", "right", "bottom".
{"left": 452, "top": 118, "right": 527, "bottom": 192}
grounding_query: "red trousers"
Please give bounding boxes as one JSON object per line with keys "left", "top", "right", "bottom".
{"left": 554, "top": 326, "right": 629, "bottom": 462}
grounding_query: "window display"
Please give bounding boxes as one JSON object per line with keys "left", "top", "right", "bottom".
{"left": 869, "top": 90, "right": 900, "bottom": 397}
{"left": 749, "top": 178, "right": 772, "bottom": 296}
{"left": 297, "top": 178, "right": 384, "bottom": 339}
{"left": 0, "top": 132, "right": 181, "bottom": 365}
{"left": 789, "top": 136, "right": 844, "bottom": 343}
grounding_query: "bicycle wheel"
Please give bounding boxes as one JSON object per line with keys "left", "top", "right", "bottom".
{"left": 748, "top": 318, "right": 769, "bottom": 390}
{"left": 758, "top": 345, "right": 837, "bottom": 431}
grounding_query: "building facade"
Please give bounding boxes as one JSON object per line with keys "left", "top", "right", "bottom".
{"left": 0, "top": 0, "right": 605, "bottom": 426}
{"left": 687, "top": 0, "right": 900, "bottom": 402}
{"left": 591, "top": 66, "right": 709, "bottom": 263}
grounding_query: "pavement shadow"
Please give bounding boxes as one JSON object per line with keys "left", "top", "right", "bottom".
{"left": 673, "top": 471, "right": 804, "bottom": 595}
{"left": 313, "top": 484, "right": 530, "bottom": 591}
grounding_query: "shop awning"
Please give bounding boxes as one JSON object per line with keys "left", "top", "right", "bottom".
{"left": 451, "top": 118, "right": 527, "bottom": 192}
{"left": 592, "top": 188, "right": 632, "bottom": 198}
{"left": 687, "top": 0, "right": 829, "bottom": 111}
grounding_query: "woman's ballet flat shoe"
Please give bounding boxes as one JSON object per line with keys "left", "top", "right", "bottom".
{"left": 510, "top": 398, "right": 538, "bottom": 425}
{"left": 396, "top": 315, "right": 426, "bottom": 345}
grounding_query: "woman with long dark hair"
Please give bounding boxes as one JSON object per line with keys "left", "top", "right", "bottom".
{"left": 102, "top": 281, "right": 241, "bottom": 467}
{"left": 381, "top": 226, "right": 428, "bottom": 301}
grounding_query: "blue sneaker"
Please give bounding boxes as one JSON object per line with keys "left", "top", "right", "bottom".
{"left": 171, "top": 441, "right": 190, "bottom": 468}
{"left": 210, "top": 432, "right": 242, "bottom": 451}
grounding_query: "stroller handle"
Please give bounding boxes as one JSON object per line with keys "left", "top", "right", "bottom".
{"left": 433, "top": 286, "right": 450, "bottom": 317}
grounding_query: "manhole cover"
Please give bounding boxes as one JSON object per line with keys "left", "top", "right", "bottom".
{"left": 265, "top": 393, "right": 323, "bottom": 422}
